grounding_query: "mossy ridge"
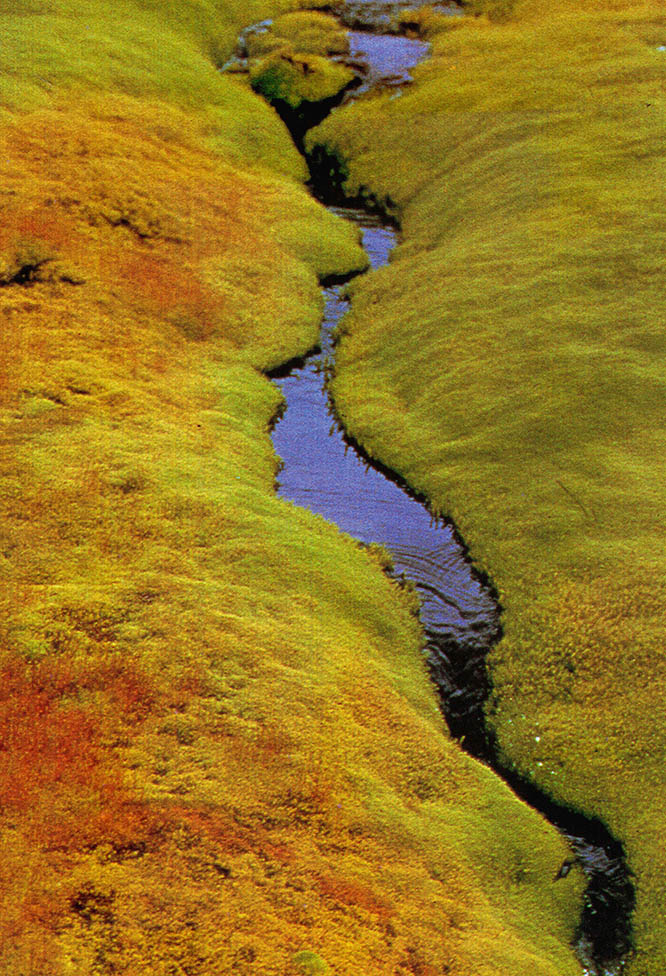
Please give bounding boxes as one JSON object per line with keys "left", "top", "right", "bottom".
{"left": 309, "top": 0, "right": 666, "bottom": 970}
{"left": 0, "top": 0, "right": 307, "bottom": 178}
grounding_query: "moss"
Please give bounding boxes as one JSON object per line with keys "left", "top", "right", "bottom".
{"left": 250, "top": 48, "right": 356, "bottom": 110}
{"left": 0, "top": 239, "right": 56, "bottom": 285}
{"left": 309, "top": 0, "right": 666, "bottom": 971}
{"left": 293, "top": 950, "right": 329, "bottom": 975}
{"left": 396, "top": 8, "right": 443, "bottom": 37}
{"left": 247, "top": 11, "right": 350, "bottom": 59}
{"left": 461, "top": 0, "right": 517, "bottom": 21}
{"left": 268, "top": 11, "right": 350, "bottom": 55}
{"left": 0, "top": 0, "right": 601, "bottom": 973}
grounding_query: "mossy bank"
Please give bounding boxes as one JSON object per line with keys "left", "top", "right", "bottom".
{"left": 308, "top": 0, "right": 666, "bottom": 972}
{"left": 0, "top": 0, "right": 613, "bottom": 972}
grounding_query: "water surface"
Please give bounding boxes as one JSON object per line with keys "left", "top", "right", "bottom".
{"left": 271, "top": 209, "right": 499, "bottom": 656}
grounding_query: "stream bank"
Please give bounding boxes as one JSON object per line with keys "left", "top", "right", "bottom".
{"left": 226, "top": 5, "right": 635, "bottom": 973}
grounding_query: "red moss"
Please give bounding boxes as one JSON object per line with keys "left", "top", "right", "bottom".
{"left": 0, "top": 654, "right": 158, "bottom": 851}
{"left": 316, "top": 873, "right": 395, "bottom": 920}
{"left": 170, "top": 806, "right": 256, "bottom": 856}
{"left": 1, "top": 206, "right": 76, "bottom": 254}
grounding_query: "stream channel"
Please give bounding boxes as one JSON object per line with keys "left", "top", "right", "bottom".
{"left": 227, "top": 4, "right": 634, "bottom": 973}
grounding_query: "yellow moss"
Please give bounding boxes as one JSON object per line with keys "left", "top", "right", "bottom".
{"left": 250, "top": 49, "right": 356, "bottom": 109}
{"left": 311, "top": 0, "right": 666, "bottom": 970}
{"left": 267, "top": 11, "right": 350, "bottom": 55}
{"left": 0, "top": 1, "right": 593, "bottom": 973}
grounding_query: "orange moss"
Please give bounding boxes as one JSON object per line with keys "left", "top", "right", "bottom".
{"left": 0, "top": 100, "right": 302, "bottom": 377}
{"left": 0, "top": 654, "right": 158, "bottom": 846}
{"left": 118, "top": 251, "right": 226, "bottom": 341}
{"left": 0, "top": 206, "right": 77, "bottom": 256}
{"left": 316, "top": 873, "right": 395, "bottom": 921}
{"left": 0, "top": 658, "right": 100, "bottom": 814}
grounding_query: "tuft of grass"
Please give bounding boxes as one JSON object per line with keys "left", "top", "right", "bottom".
{"left": 310, "top": 0, "right": 666, "bottom": 970}
{"left": 293, "top": 950, "right": 329, "bottom": 975}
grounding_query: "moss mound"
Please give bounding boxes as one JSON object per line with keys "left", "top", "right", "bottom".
{"left": 250, "top": 48, "right": 356, "bottom": 110}
{"left": 248, "top": 10, "right": 351, "bottom": 57}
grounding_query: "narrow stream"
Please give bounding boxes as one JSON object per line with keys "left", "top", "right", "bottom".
{"left": 227, "top": 6, "right": 634, "bottom": 973}
{"left": 270, "top": 206, "right": 501, "bottom": 757}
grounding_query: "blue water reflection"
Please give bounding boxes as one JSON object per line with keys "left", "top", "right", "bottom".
{"left": 272, "top": 209, "right": 498, "bottom": 647}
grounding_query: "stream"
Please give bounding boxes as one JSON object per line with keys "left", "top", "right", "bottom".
{"left": 226, "top": 5, "right": 634, "bottom": 973}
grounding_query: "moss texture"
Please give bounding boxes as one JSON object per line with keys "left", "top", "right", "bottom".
{"left": 308, "top": 0, "right": 666, "bottom": 971}
{"left": 250, "top": 49, "right": 356, "bottom": 111}
{"left": 0, "top": 0, "right": 600, "bottom": 972}
{"left": 247, "top": 11, "right": 351, "bottom": 58}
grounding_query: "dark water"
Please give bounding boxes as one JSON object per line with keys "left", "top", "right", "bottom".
{"left": 228, "top": 4, "right": 634, "bottom": 973}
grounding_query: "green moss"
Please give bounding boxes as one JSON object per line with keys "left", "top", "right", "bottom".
{"left": 293, "top": 950, "right": 329, "bottom": 975}
{"left": 0, "top": 0, "right": 305, "bottom": 176}
{"left": 309, "top": 1, "right": 665, "bottom": 970}
{"left": 250, "top": 48, "right": 356, "bottom": 109}
{"left": 265, "top": 177, "right": 369, "bottom": 280}
{"left": 266, "top": 11, "right": 350, "bottom": 56}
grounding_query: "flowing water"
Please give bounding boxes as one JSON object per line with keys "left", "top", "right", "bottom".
{"left": 227, "top": 5, "right": 634, "bottom": 972}
{"left": 270, "top": 206, "right": 501, "bottom": 758}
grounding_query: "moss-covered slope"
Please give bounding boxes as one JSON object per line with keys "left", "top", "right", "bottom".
{"left": 309, "top": 1, "right": 665, "bottom": 971}
{"left": 0, "top": 1, "right": 593, "bottom": 972}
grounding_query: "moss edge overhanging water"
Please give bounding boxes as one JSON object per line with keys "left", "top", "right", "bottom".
{"left": 235, "top": 4, "right": 638, "bottom": 972}
{"left": 303, "top": 1, "right": 665, "bottom": 972}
